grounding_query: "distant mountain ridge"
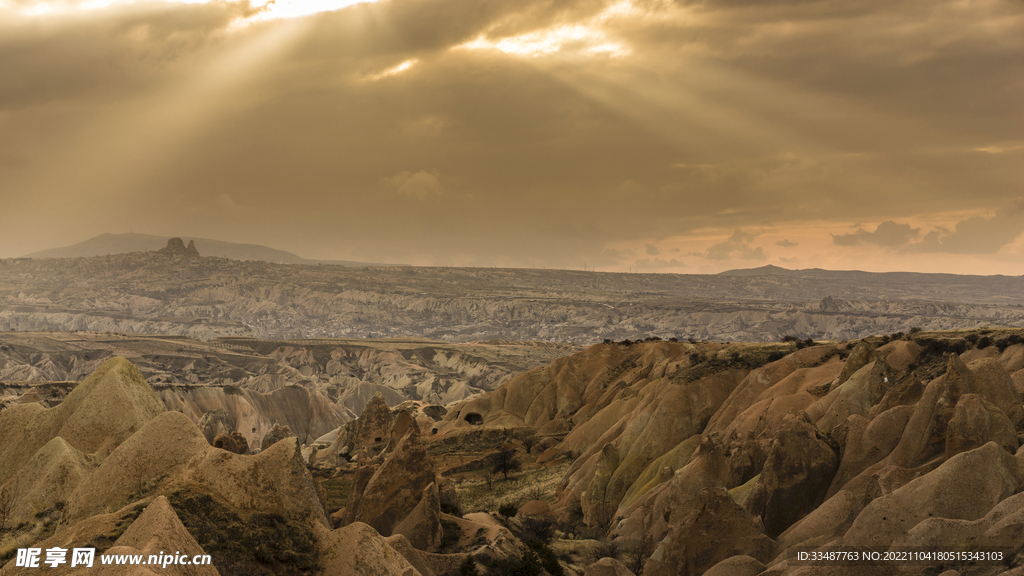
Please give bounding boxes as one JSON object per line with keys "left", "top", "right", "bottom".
{"left": 24, "top": 233, "right": 389, "bottom": 266}
{"left": 718, "top": 264, "right": 1020, "bottom": 281}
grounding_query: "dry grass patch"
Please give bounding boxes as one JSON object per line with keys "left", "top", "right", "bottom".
{"left": 454, "top": 460, "right": 570, "bottom": 515}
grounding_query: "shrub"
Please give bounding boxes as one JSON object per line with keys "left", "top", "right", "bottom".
{"left": 168, "top": 491, "right": 317, "bottom": 576}
{"left": 525, "top": 484, "right": 546, "bottom": 502}
{"left": 520, "top": 516, "right": 558, "bottom": 545}
{"left": 483, "top": 550, "right": 543, "bottom": 576}
{"left": 995, "top": 333, "right": 1024, "bottom": 352}
{"left": 498, "top": 502, "right": 519, "bottom": 518}
{"left": 526, "top": 540, "right": 565, "bottom": 576}
{"left": 458, "top": 555, "right": 480, "bottom": 576}
{"left": 590, "top": 539, "right": 621, "bottom": 564}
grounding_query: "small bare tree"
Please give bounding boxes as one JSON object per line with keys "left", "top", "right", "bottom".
{"left": 520, "top": 432, "right": 539, "bottom": 454}
{"left": 492, "top": 447, "right": 521, "bottom": 480}
{"left": 0, "top": 484, "right": 20, "bottom": 533}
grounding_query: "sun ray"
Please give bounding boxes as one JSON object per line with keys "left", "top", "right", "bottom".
{"left": 17, "top": 14, "right": 310, "bottom": 223}
{"left": 7, "top": 0, "right": 378, "bottom": 20}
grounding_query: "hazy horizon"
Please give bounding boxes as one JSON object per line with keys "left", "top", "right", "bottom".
{"left": 13, "top": 231, "right": 1024, "bottom": 277}
{"left": 2, "top": 0, "right": 1021, "bottom": 275}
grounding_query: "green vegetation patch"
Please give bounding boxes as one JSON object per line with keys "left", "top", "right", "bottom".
{"left": 167, "top": 490, "right": 318, "bottom": 576}
{"left": 314, "top": 470, "right": 353, "bottom": 512}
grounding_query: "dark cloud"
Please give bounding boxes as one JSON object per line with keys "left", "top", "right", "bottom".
{"left": 830, "top": 202, "right": 1024, "bottom": 255}
{"left": 0, "top": 0, "right": 1021, "bottom": 272}
{"left": 0, "top": 2, "right": 256, "bottom": 110}
{"left": 776, "top": 239, "right": 797, "bottom": 248}
{"left": 704, "top": 229, "right": 766, "bottom": 261}
{"left": 916, "top": 202, "right": 1024, "bottom": 254}
{"left": 832, "top": 221, "right": 921, "bottom": 247}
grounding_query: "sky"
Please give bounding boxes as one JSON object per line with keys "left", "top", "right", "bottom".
{"left": 0, "top": 0, "right": 1022, "bottom": 274}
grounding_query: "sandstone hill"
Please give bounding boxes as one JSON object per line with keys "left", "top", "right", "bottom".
{"left": 0, "top": 332, "right": 572, "bottom": 449}
{"left": 0, "top": 357, "right": 543, "bottom": 576}
{"left": 2, "top": 249, "right": 1023, "bottom": 343}
{"left": 437, "top": 328, "right": 1024, "bottom": 576}
{"left": 4, "top": 330, "right": 1024, "bottom": 576}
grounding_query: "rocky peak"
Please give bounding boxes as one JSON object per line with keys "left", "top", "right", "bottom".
{"left": 157, "top": 237, "right": 200, "bottom": 258}
{"left": 820, "top": 295, "right": 841, "bottom": 312}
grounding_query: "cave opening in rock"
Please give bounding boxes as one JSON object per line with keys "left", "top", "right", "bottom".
{"left": 464, "top": 412, "right": 483, "bottom": 425}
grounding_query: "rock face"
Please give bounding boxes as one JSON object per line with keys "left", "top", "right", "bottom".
{"left": 342, "top": 428, "right": 440, "bottom": 543}
{"left": 157, "top": 237, "right": 200, "bottom": 258}
{"left": 584, "top": 557, "right": 636, "bottom": 576}
{"left": 830, "top": 341, "right": 874, "bottom": 390}
{"left": 212, "top": 430, "right": 249, "bottom": 454}
{"left": 319, "top": 522, "right": 427, "bottom": 576}
{"left": 392, "top": 482, "right": 443, "bottom": 551}
{"left": 438, "top": 481, "right": 462, "bottom": 517}
{"left": 330, "top": 392, "right": 395, "bottom": 457}
{"left": 840, "top": 441, "right": 1024, "bottom": 548}
{"left": 944, "top": 393, "right": 1017, "bottom": 459}
{"left": 875, "top": 354, "right": 1021, "bottom": 471}
{"left": 703, "top": 555, "right": 766, "bottom": 576}
{"left": 196, "top": 408, "right": 233, "bottom": 444}
{"left": 743, "top": 415, "right": 839, "bottom": 538}
{"left": 643, "top": 488, "right": 774, "bottom": 576}
{"left": 261, "top": 422, "right": 293, "bottom": 450}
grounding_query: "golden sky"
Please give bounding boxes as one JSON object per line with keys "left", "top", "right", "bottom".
{"left": 1, "top": 0, "right": 1022, "bottom": 274}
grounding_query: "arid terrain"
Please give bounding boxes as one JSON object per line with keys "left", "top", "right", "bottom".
{"left": 2, "top": 327, "right": 1024, "bottom": 575}
{"left": 3, "top": 240, "right": 1024, "bottom": 344}
{"left": 0, "top": 331, "right": 575, "bottom": 450}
